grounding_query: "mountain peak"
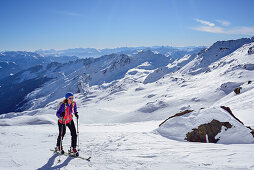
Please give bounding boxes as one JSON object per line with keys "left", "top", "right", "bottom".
{"left": 180, "top": 37, "right": 254, "bottom": 75}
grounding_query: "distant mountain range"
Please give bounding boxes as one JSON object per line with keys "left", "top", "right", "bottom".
{"left": 0, "top": 51, "right": 78, "bottom": 79}
{"left": 0, "top": 38, "right": 254, "bottom": 114}
{"left": 0, "top": 46, "right": 203, "bottom": 80}
{"left": 35, "top": 46, "right": 205, "bottom": 58}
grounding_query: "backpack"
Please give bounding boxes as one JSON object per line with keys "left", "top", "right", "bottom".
{"left": 56, "top": 102, "right": 67, "bottom": 114}
{"left": 56, "top": 101, "right": 75, "bottom": 114}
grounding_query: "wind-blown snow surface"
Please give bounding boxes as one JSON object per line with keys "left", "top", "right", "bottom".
{"left": 1, "top": 121, "right": 254, "bottom": 170}
{"left": 1, "top": 38, "right": 254, "bottom": 169}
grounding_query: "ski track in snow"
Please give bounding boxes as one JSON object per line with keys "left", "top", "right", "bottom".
{"left": 0, "top": 121, "right": 254, "bottom": 170}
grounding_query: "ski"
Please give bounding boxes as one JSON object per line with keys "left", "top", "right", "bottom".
{"left": 50, "top": 149, "right": 91, "bottom": 161}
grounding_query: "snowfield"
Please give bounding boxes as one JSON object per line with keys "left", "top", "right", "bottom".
{"left": 1, "top": 38, "right": 254, "bottom": 169}
{"left": 1, "top": 121, "right": 254, "bottom": 170}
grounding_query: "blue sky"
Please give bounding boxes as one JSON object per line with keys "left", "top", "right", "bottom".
{"left": 0, "top": 0, "right": 254, "bottom": 51}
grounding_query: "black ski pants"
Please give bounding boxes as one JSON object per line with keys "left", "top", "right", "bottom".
{"left": 56, "top": 120, "right": 77, "bottom": 148}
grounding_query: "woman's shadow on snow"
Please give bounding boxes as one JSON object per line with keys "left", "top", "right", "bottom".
{"left": 37, "top": 153, "right": 74, "bottom": 170}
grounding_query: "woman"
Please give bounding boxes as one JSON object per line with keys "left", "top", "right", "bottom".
{"left": 56, "top": 92, "right": 79, "bottom": 155}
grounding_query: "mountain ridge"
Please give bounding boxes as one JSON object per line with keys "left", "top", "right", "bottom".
{"left": 0, "top": 37, "right": 253, "bottom": 115}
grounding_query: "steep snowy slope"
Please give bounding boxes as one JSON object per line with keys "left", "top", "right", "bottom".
{"left": 0, "top": 59, "right": 88, "bottom": 114}
{"left": 180, "top": 37, "right": 254, "bottom": 75}
{"left": 75, "top": 40, "right": 254, "bottom": 124}
{"left": 2, "top": 50, "right": 172, "bottom": 113}
{"left": 213, "top": 81, "right": 254, "bottom": 127}
{"left": 208, "top": 42, "right": 254, "bottom": 126}
{"left": 143, "top": 53, "right": 196, "bottom": 84}
{"left": 0, "top": 61, "right": 22, "bottom": 79}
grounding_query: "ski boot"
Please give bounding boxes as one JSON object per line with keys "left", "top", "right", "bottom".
{"left": 55, "top": 146, "right": 64, "bottom": 154}
{"left": 68, "top": 147, "right": 79, "bottom": 157}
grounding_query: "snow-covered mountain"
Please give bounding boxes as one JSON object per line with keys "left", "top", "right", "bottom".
{"left": 0, "top": 51, "right": 78, "bottom": 80}
{"left": 0, "top": 46, "right": 202, "bottom": 80}
{"left": 35, "top": 46, "right": 204, "bottom": 59}
{"left": 0, "top": 50, "right": 173, "bottom": 114}
{"left": 0, "top": 58, "right": 92, "bottom": 114}
{"left": 180, "top": 37, "right": 254, "bottom": 75}
{"left": 0, "top": 51, "right": 48, "bottom": 79}
{"left": 0, "top": 51, "right": 47, "bottom": 67}
{"left": 0, "top": 61, "right": 22, "bottom": 79}
{"left": 46, "top": 55, "right": 79, "bottom": 64}
{"left": 35, "top": 48, "right": 104, "bottom": 58}
{"left": 141, "top": 38, "right": 254, "bottom": 84}
{"left": 1, "top": 37, "right": 254, "bottom": 169}
{"left": 1, "top": 37, "right": 254, "bottom": 116}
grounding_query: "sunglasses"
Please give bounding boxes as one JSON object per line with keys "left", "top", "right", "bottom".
{"left": 68, "top": 97, "right": 73, "bottom": 99}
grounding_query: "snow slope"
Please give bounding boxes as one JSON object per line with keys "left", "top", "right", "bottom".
{"left": 1, "top": 121, "right": 254, "bottom": 170}
{"left": 180, "top": 37, "right": 254, "bottom": 75}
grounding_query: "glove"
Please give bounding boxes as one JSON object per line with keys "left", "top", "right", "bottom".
{"left": 60, "top": 112, "right": 65, "bottom": 117}
{"left": 74, "top": 112, "right": 79, "bottom": 119}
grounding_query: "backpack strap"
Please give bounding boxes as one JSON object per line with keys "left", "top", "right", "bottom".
{"left": 58, "top": 102, "right": 67, "bottom": 121}
{"left": 71, "top": 102, "right": 75, "bottom": 118}
{"left": 64, "top": 102, "right": 67, "bottom": 112}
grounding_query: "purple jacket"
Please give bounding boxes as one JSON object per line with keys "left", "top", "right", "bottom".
{"left": 56, "top": 102, "right": 77, "bottom": 118}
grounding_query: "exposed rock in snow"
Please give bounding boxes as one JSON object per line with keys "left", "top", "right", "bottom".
{"left": 248, "top": 46, "right": 254, "bottom": 55}
{"left": 185, "top": 119, "right": 232, "bottom": 143}
{"left": 234, "top": 87, "right": 242, "bottom": 94}
{"left": 157, "top": 106, "right": 254, "bottom": 144}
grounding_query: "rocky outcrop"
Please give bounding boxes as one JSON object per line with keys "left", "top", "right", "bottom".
{"left": 185, "top": 106, "right": 248, "bottom": 143}
{"left": 157, "top": 105, "right": 254, "bottom": 144}
{"left": 185, "top": 119, "right": 232, "bottom": 143}
{"left": 246, "top": 126, "right": 254, "bottom": 138}
{"left": 220, "top": 106, "right": 244, "bottom": 124}
{"left": 248, "top": 46, "right": 254, "bottom": 55}
{"left": 234, "top": 87, "right": 242, "bottom": 94}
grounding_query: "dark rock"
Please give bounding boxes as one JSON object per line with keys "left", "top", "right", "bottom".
{"left": 159, "top": 110, "right": 193, "bottom": 127}
{"left": 248, "top": 47, "right": 254, "bottom": 55}
{"left": 248, "top": 81, "right": 252, "bottom": 84}
{"left": 246, "top": 126, "right": 254, "bottom": 138}
{"left": 185, "top": 119, "right": 232, "bottom": 143}
{"left": 234, "top": 87, "right": 242, "bottom": 94}
{"left": 221, "top": 106, "right": 244, "bottom": 125}
{"left": 102, "top": 69, "right": 107, "bottom": 74}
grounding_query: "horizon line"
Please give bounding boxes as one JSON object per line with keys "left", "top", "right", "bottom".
{"left": 0, "top": 45, "right": 208, "bottom": 53}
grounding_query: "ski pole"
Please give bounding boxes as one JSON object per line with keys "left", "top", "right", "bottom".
{"left": 77, "top": 115, "right": 80, "bottom": 151}
{"left": 64, "top": 119, "right": 67, "bottom": 149}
